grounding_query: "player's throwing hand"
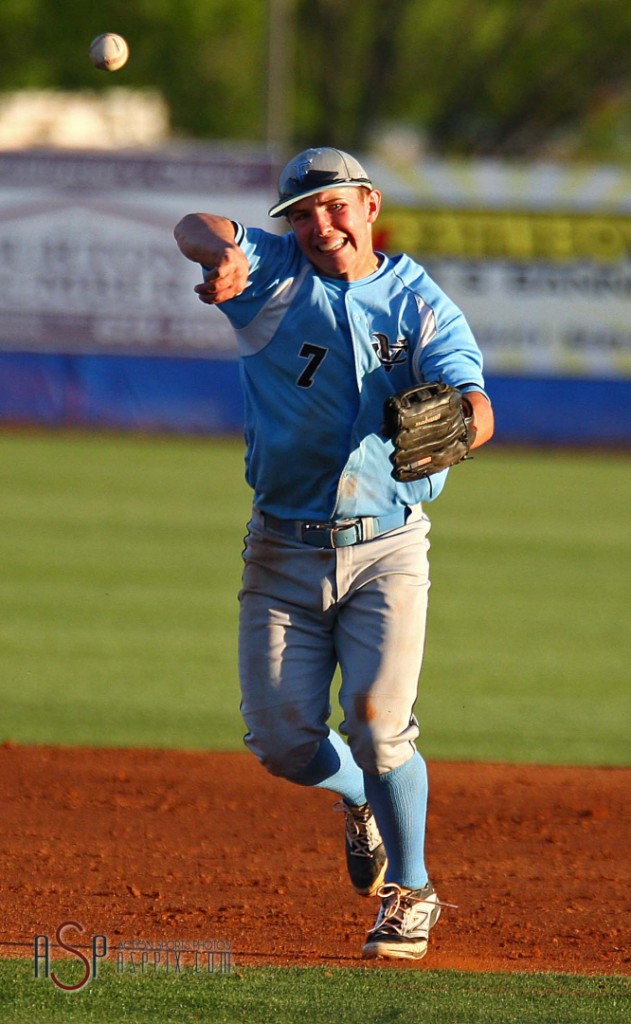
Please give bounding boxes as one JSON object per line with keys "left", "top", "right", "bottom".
{"left": 174, "top": 213, "right": 249, "bottom": 303}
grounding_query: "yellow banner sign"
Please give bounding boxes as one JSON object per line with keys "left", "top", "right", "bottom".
{"left": 376, "top": 208, "right": 631, "bottom": 263}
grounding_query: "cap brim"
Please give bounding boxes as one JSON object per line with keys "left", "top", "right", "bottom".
{"left": 268, "top": 180, "right": 373, "bottom": 218}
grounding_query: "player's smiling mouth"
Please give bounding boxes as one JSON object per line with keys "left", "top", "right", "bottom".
{"left": 317, "top": 238, "right": 346, "bottom": 253}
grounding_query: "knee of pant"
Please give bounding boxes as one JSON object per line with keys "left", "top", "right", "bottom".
{"left": 242, "top": 703, "right": 327, "bottom": 780}
{"left": 343, "top": 697, "right": 420, "bottom": 775}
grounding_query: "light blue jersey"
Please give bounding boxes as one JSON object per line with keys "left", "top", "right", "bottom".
{"left": 214, "top": 225, "right": 486, "bottom": 520}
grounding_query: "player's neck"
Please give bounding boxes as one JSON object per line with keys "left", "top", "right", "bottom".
{"left": 317, "top": 250, "right": 382, "bottom": 282}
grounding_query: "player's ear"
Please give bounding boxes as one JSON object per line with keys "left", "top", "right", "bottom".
{"left": 366, "top": 189, "right": 382, "bottom": 223}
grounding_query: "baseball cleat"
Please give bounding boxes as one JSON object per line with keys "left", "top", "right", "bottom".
{"left": 362, "top": 881, "right": 441, "bottom": 960}
{"left": 336, "top": 800, "right": 388, "bottom": 896}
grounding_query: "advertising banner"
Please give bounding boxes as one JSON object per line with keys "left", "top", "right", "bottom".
{"left": 0, "top": 147, "right": 273, "bottom": 360}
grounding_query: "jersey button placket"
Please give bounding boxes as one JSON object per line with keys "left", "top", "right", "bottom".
{"left": 334, "top": 293, "right": 368, "bottom": 519}
{"left": 345, "top": 293, "right": 365, "bottom": 384}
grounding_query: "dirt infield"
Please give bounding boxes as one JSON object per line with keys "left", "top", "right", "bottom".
{"left": 1, "top": 744, "right": 629, "bottom": 975}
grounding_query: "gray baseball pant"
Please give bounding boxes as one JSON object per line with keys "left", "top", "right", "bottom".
{"left": 238, "top": 505, "right": 431, "bottom": 778}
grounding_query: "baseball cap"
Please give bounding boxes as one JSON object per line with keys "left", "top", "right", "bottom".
{"left": 268, "top": 147, "right": 374, "bottom": 217}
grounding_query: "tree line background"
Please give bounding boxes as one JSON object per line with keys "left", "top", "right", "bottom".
{"left": 0, "top": 0, "right": 629, "bottom": 162}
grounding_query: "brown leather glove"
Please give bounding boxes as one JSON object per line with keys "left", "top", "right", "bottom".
{"left": 383, "top": 381, "right": 476, "bottom": 482}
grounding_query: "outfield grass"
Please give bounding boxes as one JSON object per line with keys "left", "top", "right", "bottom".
{"left": 0, "top": 431, "right": 629, "bottom": 764}
{"left": 422, "top": 446, "right": 631, "bottom": 764}
{"left": 0, "top": 432, "right": 249, "bottom": 750}
{"left": 2, "top": 960, "right": 630, "bottom": 1024}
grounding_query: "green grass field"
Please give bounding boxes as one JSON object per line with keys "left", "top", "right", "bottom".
{"left": 2, "top": 961, "right": 630, "bottom": 1024}
{"left": 0, "top": 431, "right": 628, "bottom": 764}
{"left": 1, "top": 431, "right": 629, "bottom": 1024}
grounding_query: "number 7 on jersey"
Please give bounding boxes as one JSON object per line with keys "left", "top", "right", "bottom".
{"left": 296, "top": 342, "right": 328, "bottom": 388}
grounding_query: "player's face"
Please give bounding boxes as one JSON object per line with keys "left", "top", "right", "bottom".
{"left": 286, "top": 187, "right": 382, "bottom": 281}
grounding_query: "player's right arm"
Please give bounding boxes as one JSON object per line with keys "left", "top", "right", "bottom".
{"left": 173, "top": 213, "right": 250, "bottom": 304}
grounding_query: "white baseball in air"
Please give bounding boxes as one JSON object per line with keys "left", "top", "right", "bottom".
{"left": 89, "top": 33, "right": 129, "bottom": 72}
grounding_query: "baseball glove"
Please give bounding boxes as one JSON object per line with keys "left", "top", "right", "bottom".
{"left": 383, "top": 381, "right": 476, "bottom": 482}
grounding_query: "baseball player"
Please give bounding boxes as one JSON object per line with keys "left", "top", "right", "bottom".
{"left": 174, "top": 147, "right": 494, "bottom": 960}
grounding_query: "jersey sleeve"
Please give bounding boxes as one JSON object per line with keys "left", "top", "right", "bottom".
{"left": 408, "top": 271, "right": 487, "bottom": 395}
{"left": 218, "top": 224, "right": 303, "bottom": 330}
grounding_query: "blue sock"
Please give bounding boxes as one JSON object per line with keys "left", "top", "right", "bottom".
{"left": 363, "top": 751, "right": 429, "bottom": 890}
{"left": 288, "top": 729, "right": 367, "bottom": 807}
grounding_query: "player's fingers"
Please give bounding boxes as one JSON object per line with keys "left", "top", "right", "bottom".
{"left": 196, "top": 290, "right": 219, "bottom": 305}
{"left": 194, "top": 276, "right": 243, "bottom": 305}
{"left": 195, "top": 246, "right": 247, "bottom": 296}
{"left": 194, "top": 249, "right": 248, "bottom": 303}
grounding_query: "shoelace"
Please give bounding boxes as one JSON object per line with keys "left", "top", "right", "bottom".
{"left": 371, "top": 883, "right": 457, "bottom": 935}
{"left": 334, "top": 801, "right": 382, "bottom": 857}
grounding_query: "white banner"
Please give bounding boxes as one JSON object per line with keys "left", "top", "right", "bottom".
{"left": 422, "top": 257, "right": 631, "bottom": 378}
{"left": 0, "top": 148, "right": 275, "bottom": 359}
